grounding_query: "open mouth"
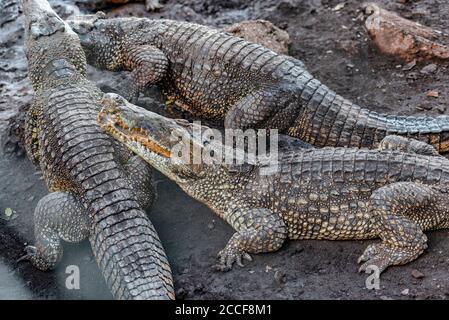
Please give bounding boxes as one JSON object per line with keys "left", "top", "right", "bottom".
{"left": 98, "top": 108, "right": 172, "bottom": 158}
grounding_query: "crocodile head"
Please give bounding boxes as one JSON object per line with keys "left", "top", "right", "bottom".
{"left": 66, "top": 12, "right": 115, "bottom": 69}
{"left": 67, "top": 15, "right": 162, "bottom": 71}
{"left": 98, "top": 93, "right": 222, "bottom": 184}
{"left": 23, "top": 0, "right": 86, "bottom": 89}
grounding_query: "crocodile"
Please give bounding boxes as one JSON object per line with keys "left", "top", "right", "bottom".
{"left": 66, "top": 14, "right": 449, "bottom": 152}
{"left": 20, "top": 0, "right": 174, "bottom": 299}
{"left": 98, "top": 93, "right": 449, "bottom": 275}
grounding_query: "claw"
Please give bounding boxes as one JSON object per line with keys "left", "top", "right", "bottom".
{"left": 16, "top": 254, "right": 30, "bottom": 263}
{"left": 357, "top": 255, "right": 366, "bottom": 264}
{"left": 215, "top": 246, "right": 252, "bottom": 272}
{"left": 358, "top": 243, "right": 379, "bottom": 265}
{"left": 358, "top": 264, "right": 366, "bottom": 273}
{"left": 359, "top": 259, "right": 388, "bottom": 275}
{"left": 16, "top": 245, "right": 37, "bottom": 263}
{"left": 243, "top": 253, "right": 252, "bottom": 261}
{"left": 236, "top": 256, "right": 244, "bottom": 267}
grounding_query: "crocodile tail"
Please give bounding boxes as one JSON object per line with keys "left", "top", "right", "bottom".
{"left": 47, "top": 84, "right": 174, "bottom": 299}
{"left": 71, "top": 122, "right": 174, "bottom": 299}
{"left": 87, "top": 185, "right": 174, "bottom": 299}
{"left": 290, "top": 70, "right": 449, "bottom": 152}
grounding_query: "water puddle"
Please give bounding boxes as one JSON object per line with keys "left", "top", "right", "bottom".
{"left": 0, "top": 261, "right": 33, "bottom": 300}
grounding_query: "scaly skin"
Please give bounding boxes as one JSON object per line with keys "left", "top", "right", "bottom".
{"left": 98, "top": 93, "right": 449, "bottom": 275}
{"left": 67, "top": 15, "right": 449, "bottom": 152}
{"left": 21, "top": 0, "right": 174, "bottom": 299}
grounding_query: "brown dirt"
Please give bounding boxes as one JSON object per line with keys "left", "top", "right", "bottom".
{"left": 1, "top": 0, "right": 449, "bottom": 300}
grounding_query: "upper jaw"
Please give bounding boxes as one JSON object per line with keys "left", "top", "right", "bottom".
{"left": 98, "top": 93, "right": 212, "bottom": 181}
{"left": 98, "top": 93, "right": 182, "bottom": 158}
{"left": 23, "top": 0, "right": 67, "bottom": 44}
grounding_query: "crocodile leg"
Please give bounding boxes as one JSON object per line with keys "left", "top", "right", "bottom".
{"left": 20, "top": 192, "right": 89, "bottom": 271}
{"left": 124, "top": 155, "right": 155, "bottom": 209}
{"left": 215, "top": 208, "right": 287, "bottom": 271}
{"left": 112, "top": 141, "right": 155, "bottom": 208}
{"left": 224, "top": 89, "right": 271, "bottom": 130}
{"left": 358, "top": 182, "right": 449, "bottom": 273}
{"left": 24, "top": 97, "right": 43, "bottom": 166}
{"left": 378, "top": 135, "right": 440, "bottom": 156}
{"left": 224, "top": 85, "right": 303, "bottom": 133}
{"left": 123, "top": 45, "right": 168, "bottom": 102}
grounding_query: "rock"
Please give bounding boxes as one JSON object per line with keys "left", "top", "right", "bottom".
{"left": 176, "top": 288, "right": 187, "bottom": 299}
{"left": 415, "top": 104, "right": 432, "bottom": 111}
{"left": 163, "top": 4, "right": 204, "bottom": 24}
{"left": 333, "top": 3, "right": 345, "bottom": 12}
{"left": 108, "top": 3, "right": 149, "bottom": 18}
{"left": 3, "top": 102, "right": 31, "bottom": 157}
{"left": 411, "top": 269, "right": 425, "bottom": 279}
{"left": 363, "top": 3, "right": 449, "bottom": 62}
{"left": 274, "top": 270, "right": 285, "bottom": 284}
{"left": 4, "top": 207, "right": 12, "bottom": 217}
{"left": 346, "top": 63, "right": 355, "bottom": 69}
{"left": 337, "top": 39, "right": 359, "bottom": 55}
{"left": 290, "top": 245, "right": 304, "bottom": 256}
{"left": 177, "top": 266, "right": 189, "bottom": 275}
{"left": 406, "top": 72, "right": 419, "bottom": 81}
{"left": 194, "top": 283, "right": 205, "bottom": 293}
{"left": 426, "top": 90, "right": 439, "bottom": 98}
{"left": 0, "top": 0, "right": 21, "bottom": 27}
{"left": 401, "top": 288, "right": 410, "bottom": 296}
{"left": 224, "top": 20, "right": 291, "bottom": 55}
{"left": 402, "top": 59, "right": 416, "bottom": 71}
{"left": 434, "top": 105, "right": 446, "bottom": 114}
{"left": 420, "top": 64, "right": 438, "bottom": 74}
{"left": 87, "top": 0, "right": 162, "bottom": 13}
{"left": 318, "top": 268, "right": 327, "bottom": 274}
{"left": 207, "top": 219, "right": 215, "bottom": 230}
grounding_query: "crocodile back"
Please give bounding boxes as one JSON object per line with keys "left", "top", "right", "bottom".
{"left": 36, "top": 64, "right": 174, "bottom": 300}
{"left": 153, "top": 20, "right": 299, "bottom": 119}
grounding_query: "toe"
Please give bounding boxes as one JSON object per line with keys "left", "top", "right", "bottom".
{"left": 236, "top": 255, "right": 244, "bottom": 268}
{"left": 359, "top": 258, "right": 388, "bottom": 274}
{"left": 243, "top": 253, "right": 252, "bottom": 261}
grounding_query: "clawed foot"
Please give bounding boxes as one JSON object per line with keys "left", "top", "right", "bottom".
{"left": 358, "top": 243, "right": 390, "bottom": 274}
{"left": 16, "top": 244, "right": 59, "bottom": 271}
{"left": 357, "top": 243, "right": 426, "bottom": 274}
{"left": 16, "top": 245, "right": 38, "bottom": 264}
{"left": 213, "top": 246, "right": 252, "bottom": 272}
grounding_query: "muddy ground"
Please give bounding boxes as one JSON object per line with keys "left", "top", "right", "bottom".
{"left": 1, "top": 0, "right": 449, "bottom": 300}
